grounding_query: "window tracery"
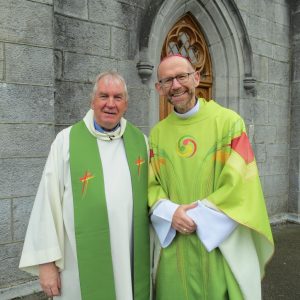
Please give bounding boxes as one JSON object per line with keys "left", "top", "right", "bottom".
{"left": 160, "top": 13, "right": 213, "bottom": 119}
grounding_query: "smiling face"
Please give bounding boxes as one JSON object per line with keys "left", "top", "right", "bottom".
{"left": 91, "top": 75, "right": 128, "bottom": 130}
{"left": 156, "top": 56, "right": 200, "bottom": 113}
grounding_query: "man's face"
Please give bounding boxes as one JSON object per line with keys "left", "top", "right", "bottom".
{"left": 91, "top": 76, "right": 128, "bottom": 130}
{"left": 155, "top": 56, "right": 200, "bottom": 113}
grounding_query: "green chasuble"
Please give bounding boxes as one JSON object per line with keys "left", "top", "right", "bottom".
{"left": 69, "top": 120, "right": 150, "bottom": 300}
{"left": 148, "top": 99, "right": 274, "bottom": 300}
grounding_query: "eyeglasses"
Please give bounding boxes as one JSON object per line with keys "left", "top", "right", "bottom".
{"left": 158, "top": 72, "right": 195, "bottom": 88}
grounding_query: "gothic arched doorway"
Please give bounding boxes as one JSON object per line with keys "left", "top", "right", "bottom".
{"left": 159, "top": 13, "right": 213, "bottom": 120}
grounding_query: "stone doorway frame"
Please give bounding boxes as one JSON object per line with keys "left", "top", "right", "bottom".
{"left": 137, "top": 0, "right": 256, "bottom": 128}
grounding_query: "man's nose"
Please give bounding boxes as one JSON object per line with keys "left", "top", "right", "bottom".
{"left": 106, "top": 97, "right": 115, "bottom": 106}
{"left": 171, "top": 77, "right": 182, "bottom": 89}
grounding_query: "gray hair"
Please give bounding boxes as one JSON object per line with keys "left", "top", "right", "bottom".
{"left": 92, "top": 70, "right": 128, "bottom": 100}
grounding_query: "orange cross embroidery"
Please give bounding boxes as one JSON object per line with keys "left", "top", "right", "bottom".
{"left": 135, "top": 156, "right": 145, "bottom": 176}
{"left": 80, "top": 171, "right": 95, "bottom": 196}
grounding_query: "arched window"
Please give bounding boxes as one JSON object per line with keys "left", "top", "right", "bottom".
{"left": 160, "top": 13, "right": 213, "bottom": 119}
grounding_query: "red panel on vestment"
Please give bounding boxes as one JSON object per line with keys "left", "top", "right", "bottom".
{"left": 231, "top": 132, "right": 254, "bottom": 164}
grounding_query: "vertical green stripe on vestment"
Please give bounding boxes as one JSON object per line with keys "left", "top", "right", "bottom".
{"left": 70, "top": 120, "right": 150, "bottom": 300}
{"left": 70, "top": 121, "right": 116, "bottom": 300}
{"left": 123, "top": 122, "right": 150, "bottom": 300}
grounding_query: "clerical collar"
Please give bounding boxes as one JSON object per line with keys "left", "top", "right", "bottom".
{"left": 174, "top": 99, "right": 200, "bottom": 119}
{"left": 93, "top": 120, "right": 120, "bottom": 133}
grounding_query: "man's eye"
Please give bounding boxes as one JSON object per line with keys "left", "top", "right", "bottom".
{"left": 177, "top": 74, "right": 187, "bottom": 80}
{"left": 115, "top": 96, "right": 122, "bottom": 101}
{"left": 164, "top": 78, "right": 173, "bottom": 84}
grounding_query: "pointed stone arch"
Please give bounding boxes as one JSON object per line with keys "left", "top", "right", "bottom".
{"left": 160, "top": 13, "right": 213, "bottom": 119}
{"left": 137, "top": 0, "right": 256, "bottom": 127}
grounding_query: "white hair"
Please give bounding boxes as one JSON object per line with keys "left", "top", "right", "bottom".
{"left": 92, "top": 70, "right": 128, "bottom": 100}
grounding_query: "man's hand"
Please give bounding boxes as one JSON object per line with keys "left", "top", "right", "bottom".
{"left": 172, "top": 203, "right": 197, "bottom": 234}
{"left": 39, "top": 262, "right": 61, "bottom": 297}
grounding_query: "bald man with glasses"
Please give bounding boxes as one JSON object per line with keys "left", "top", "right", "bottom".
{"left": 148, "top": 55, "right": 274, "bottom": 300}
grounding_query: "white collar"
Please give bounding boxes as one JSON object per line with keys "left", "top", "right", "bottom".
{"left": 174, "top": 100, "right": 200, "bottom": 119}
{"left": 83, "top": 109, "right": 127, "bottom": 141}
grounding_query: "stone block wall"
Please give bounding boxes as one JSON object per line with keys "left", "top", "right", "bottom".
{"left": 53, "top": 0, "right": 151, "bottom": 133}
{"left": 235, "top": 0, "right": 291, "bottom": 215}
{"left": 290, "top": 1, "right": 300, "bottom": 213}
{"left": 0, "top": 0, "right": 55, "bottom": 296}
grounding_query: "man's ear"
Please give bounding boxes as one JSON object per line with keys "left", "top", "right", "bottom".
{"left": 193, "top": 71, "right": 200, "bottom": 86}
{"left": 91, "top": 98, "right": 95, "bottom": 109}
{"left": 124, "top": 100, "right": 128, "bottom": 113}
{"left": 155, "top": 82, "right": 165, "bottom": 96}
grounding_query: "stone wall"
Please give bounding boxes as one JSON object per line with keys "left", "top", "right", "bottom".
{"left": 235, "top": 0, "right": 291, "bottom": 216}
{"left": 53, "top": 0, "right": 151, "bottom": 134}
{"left": 0, "top": 0, "right": 55, "bottom": 296}
{"left": 290, "top": 0, "right": 300, "bottom": 214}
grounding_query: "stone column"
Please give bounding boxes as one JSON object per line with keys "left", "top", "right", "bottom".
{"left": 290, "top": 1, "right": 300, "bottom": 214}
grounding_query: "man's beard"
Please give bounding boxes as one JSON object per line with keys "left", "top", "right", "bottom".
{"left": 167, "top": 88, "right": 195, "bottom": 111}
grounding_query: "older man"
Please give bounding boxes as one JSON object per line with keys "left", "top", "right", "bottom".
{"left": 148, "top": 55, "right": 274, "bottom": 300}
{"left": 20, "top": 71, "right": 150, "bottom": 300}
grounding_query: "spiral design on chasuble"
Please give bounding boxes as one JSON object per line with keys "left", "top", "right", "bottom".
{"left": 176, "top": 136, "right": 197, "bottom": 158}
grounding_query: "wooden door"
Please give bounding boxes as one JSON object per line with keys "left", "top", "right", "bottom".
{"left": 159, "top": 13, "right": 213, "bottom": 120}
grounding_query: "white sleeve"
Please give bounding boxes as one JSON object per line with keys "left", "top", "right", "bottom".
{"left": 186, "top": 200, "right": 238, "bottom": 252}
{"left": 19, "top": 131, "right": 67, "bottom": 275}
{"left": 150, "top": 200, "right": 179, "bottom": 248}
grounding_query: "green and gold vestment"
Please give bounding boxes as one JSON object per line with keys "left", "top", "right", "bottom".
{"left": 149, "top": 99, "right": 274, "bottom": 300}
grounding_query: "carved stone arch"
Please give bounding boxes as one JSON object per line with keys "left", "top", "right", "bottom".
{"left": 137, "top": 0, "right": 256, "bottom": 127}
{"left": 159, "top": 13, "right": 213, "bottom": 119}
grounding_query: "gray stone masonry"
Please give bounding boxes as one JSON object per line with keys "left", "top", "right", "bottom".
{"left": 0, "top": 42, "right": 3, "bottom": 80}
{"left": 0, "top": 124, "right": 54, "bottom": 158}
{"left": 5, "top": 44, "right": 54, "bottom": 86}
{"left": 54, "top": 81, "right": 93, "bottom": 125}
{"left": 0, "top": 83, "right": 54, "bottom": 123}
{"left": 63, "top": 52, "right": 118, "bottom": 82}
{"left": 289, "top": 1, "right": 300, "bottom": 214}
{"left": 53, "top": 0, "right": 149, "bottom": 129}
{"left": 54, "top": 0, "right": 88, "bottom": 19}
{"left": 237, "top": 0, "right": 291, "bottom": 217}
{"left": 54, "top": 14, "right": 111, "bottom": 56}
{"left": 0, "top": 0, "right": 53, "bottom": 47}
{"left": 0, "top": 0, "right": 55, "bottom": 294}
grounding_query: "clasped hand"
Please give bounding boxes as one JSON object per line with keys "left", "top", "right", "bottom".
{"left": 172, "top": 203, "right": 197, "bottom": 234}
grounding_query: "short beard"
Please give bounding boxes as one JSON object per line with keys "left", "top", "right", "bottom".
{"left": 167, "top": 88, "right": 193, "bottom": 105}
{"left": 167, "top": 89, "right": 195, "bottom": 113}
